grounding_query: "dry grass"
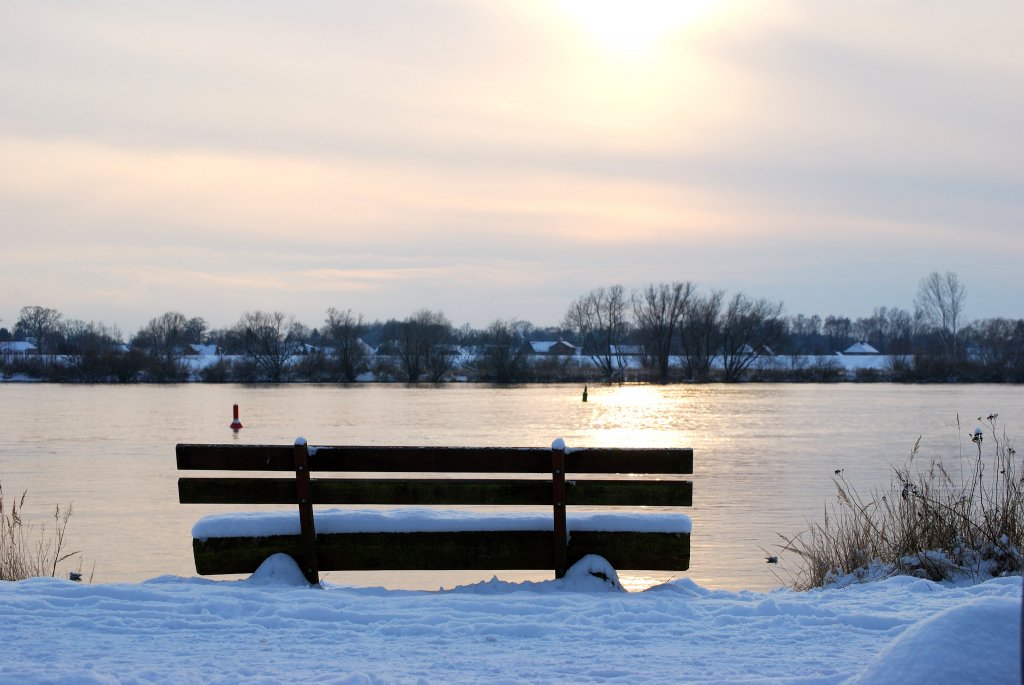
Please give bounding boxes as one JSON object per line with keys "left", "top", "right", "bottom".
{"left": 0, "top": 482, "right": 85, "bottom": 581}
{"left": 777, "top": 414, "right": 1022, "bottom": 590}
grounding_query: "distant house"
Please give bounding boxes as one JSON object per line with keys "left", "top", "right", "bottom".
{"left": 319, "top": 339, "right": 376, "bottom": 359}
{"left": 842, "top": 341, "right": 879, "bottom": 355}
{"left": 355, "top": 338, "right": 375, "bottom": 358}
{"left": 190, "top": 344, "right": 221, "bottom": 356}
{"left": 0, "top": 341, "right": 38, "bottom": 356}
{"left": 526, "top": 339, "right": 578, "bottom": 356}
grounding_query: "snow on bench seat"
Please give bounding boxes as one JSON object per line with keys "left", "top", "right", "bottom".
{"left": 192, "top": 508, "right": 692, "bottom": 540}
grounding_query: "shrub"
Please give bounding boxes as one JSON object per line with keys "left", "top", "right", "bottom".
{"left": 777, "top": 415, "right": 1021, "bottom": 589}
{"left": 198, "top": 356, "right": 234, "bottom": 383}
{"left": 0, "top": 483, "right": 85, "bottom": 581}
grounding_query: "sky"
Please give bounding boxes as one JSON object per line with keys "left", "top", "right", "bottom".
{"left": 1, "top": 0, "right": 1021, "bottom": 335}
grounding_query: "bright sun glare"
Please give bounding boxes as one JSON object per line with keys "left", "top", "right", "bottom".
{"left": 554, "top": 0, "right": 722, "bottom": 55}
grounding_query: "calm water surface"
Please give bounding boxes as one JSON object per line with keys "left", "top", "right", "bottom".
{"left": 1, "top": 383, "right": 1020, "bottom": 591}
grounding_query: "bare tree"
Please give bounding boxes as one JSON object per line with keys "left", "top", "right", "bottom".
{"left": 679, "top": 289, "right": 723, "bottom": 381}
{"left": 885, "top": 307, "right": 915, "bottom": 355}
{"left": 563, "top": 285, "right": 630, "bottom": 380}
{"left": 323, "top": 308, "right": 369, "bottom": 382}
{"left": 396, "top": 309, "right": 456, "bottom": 382}
{"left": 785, "top": 313, "right": 825, "bottom": 355}
{"left": 62, "top": 320, "right": 126, "bottom": 382}
{"left": 964, "top": 318, "right": 1024, "bottom": 378}
{"left": 719, "top": 293, "right": 784, "bottom": 381}
{"left": 632, "top": 282, "right": 692, "bottom": 383}
{"left": 15, "top": 306, "right": 63, "bottom": 356}
{"left": 476, "top": 319, "right": 532, "bottom": 383}
{"left": 850, "top": 306, "right": 914, "bottom": 354}
{"left": 823, "top": 315, "right": 853, "bottom": 353}
{"left": 234, "top": 310, "right": 304, "bottom": 382}
{"left": 788, "top": 314, "right": 822, "bottom": 338}
{"left": 915, "top": 271, "right": 967, "bottom": 359}
{"left": 132, "top": 311, "right": 195, "bottom": 381}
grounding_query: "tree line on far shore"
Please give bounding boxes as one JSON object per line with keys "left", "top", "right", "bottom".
{"left": 2, "top": 272, "right": 1022, "bottom": 384}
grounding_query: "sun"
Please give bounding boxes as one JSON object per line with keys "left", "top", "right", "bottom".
{"left": 553, "top": 0, "right": 722, "bottom": 55}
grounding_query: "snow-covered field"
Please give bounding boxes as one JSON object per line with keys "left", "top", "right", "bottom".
{"left": 2, "top": 554, "right": 1019, "bottom": 684}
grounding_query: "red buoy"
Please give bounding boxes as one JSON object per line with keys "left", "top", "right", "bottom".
{"left": 230, "top": 404, "right": 243, "bottom": 430}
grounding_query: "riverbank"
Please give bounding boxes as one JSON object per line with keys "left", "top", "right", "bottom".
{"left": 8, "top": 351, "right": 1019, "bottom": 384}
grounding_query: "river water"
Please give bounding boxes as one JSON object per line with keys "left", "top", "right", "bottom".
{"left": 0, "top": 382, "right": 1020, "bottom": 591}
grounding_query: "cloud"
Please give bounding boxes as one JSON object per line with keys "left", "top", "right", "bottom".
{"left": 0, "top": 0, "right": 1021, "bottom": 331}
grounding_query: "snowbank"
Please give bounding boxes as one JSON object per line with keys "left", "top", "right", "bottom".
{"left": 846, "top": 594, "right": 1018, "bottom": 685}
{"left": 1, "top": 555, "right": 1018, "bottom": 684}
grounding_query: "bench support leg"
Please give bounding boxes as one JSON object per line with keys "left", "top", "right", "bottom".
{"left": 294, "top": 440, "right": 320, "bottom": 585}
{"left": 552, "top": 444, "right": 568, "bottom": 578}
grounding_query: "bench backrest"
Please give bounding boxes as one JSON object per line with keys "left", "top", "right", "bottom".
{"left": 177, "top": 442, "right": 693, "bottom": 506}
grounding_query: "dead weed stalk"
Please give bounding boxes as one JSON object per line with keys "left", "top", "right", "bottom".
{"left": 0, "top": 482, "right": 84, "bottom": 581}
{"left": 777, "top": 414, "right": 1021, "bottom": 590}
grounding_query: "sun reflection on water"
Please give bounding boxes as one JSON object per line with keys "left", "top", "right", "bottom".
{"left": 574, "top": 383, "right": 697, "bottom": 449}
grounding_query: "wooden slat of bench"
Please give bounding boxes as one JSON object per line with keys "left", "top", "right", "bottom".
{"left": 179, "top": 477, "right": 693, "bottom": 507}
{"left": 176, "top": 444, "right": 294, "bottom": 471}
{"left": 193, "top": 530, "right": 690, "bottom": 575}
{"left": 176, "top": 444, "right": 693, "bottom": 475}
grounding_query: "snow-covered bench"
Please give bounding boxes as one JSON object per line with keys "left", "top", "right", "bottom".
{"left": 176, "top": 438, "right": 693, "bottom": 584}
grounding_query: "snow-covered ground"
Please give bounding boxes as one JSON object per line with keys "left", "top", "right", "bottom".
{"left": 2, "top": 554, "right": 1019, "bottom": 684}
